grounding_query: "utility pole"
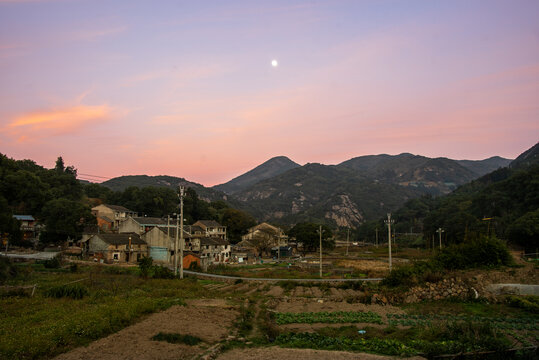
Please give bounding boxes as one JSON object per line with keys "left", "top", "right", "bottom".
{"left": 277, "top": 227, "right": 281, "bottom": 263}
{"left": 385, "top": 214, "right": 394, "bottom": 272}
{"left": 174, "top": 214, "right": 179, "bottom": 275}
{"left": 436, "top": 228, "right": 444, "bottom": 249}
{"left": 318, "top": 225, "right": 324, "bottom": 278}
{"left": 346, "top": 227, "right": 350, "bottom": 256}
{"left": 179, "top": 186, "right": 185, "bottom": 279}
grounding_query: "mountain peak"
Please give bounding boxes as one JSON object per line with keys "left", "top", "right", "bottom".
{"left": 213, "top": 156, "right": 300, "bottom": 194}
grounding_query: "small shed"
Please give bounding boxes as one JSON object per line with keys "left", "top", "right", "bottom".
{"left": 183, "top": 252, "right": 200, "bottom": 270}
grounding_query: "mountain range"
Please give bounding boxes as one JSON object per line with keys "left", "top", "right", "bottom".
{"left": 98, "top": 152, "right": 514, "bottom": 227}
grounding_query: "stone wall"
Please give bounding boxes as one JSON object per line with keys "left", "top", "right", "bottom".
{"left": 403, "top": 277, "right": 476, "bottom": 303}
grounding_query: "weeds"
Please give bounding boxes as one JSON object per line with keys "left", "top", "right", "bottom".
{"left": 45, "top": 284, "right": 89, "bottom": 299}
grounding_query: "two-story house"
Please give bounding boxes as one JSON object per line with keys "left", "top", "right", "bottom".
{"left": 192, "top": 220, "right": 226, "bottom": 239}
{"left": 91, "top": 204, "right": 137, "bottom": 229}
{"left": 118, "top": 216, "right": 169, "bottom": 235}
{"left": 12, "top": 215, "right": 41, "bottom": 245}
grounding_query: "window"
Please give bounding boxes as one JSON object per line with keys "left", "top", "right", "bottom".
{"left": 113, "top": 253, "right": 120, "bottom": 260}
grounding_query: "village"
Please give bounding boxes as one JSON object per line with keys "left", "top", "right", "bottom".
{"left": 10, "top": 204, "right": 295, "bottom": 272}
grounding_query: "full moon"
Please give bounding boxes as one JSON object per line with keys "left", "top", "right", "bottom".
{"left": 271, "top": 59, "right": 278, "bottom": 67}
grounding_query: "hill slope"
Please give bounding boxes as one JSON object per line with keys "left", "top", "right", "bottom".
{"left": 100, "top": 175, "right": 227, "bottom": 202}
{"left": 213, "top": 156, "right": 300, "bottom": 194}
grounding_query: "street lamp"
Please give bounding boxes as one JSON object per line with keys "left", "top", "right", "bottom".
{"left": 384, "top": 214, "right": 394, "bottom": 272}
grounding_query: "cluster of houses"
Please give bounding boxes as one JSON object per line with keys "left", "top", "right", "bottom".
{"left": 80, "top": 204, "right": 289, "bottom": 267}
{"left": 11, "top": 203, "right": 291, "bottom": 268}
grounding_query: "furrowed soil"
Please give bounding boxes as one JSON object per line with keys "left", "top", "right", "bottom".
{"left": 54, "top": 299, "right": 238, "bottom": 360}
{"left": 216, "top": 347, "right": 426, "bottom": 360}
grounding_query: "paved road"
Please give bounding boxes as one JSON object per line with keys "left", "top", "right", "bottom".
{"left": 183, "top": 269, "right": 383, "bottom": 282}
{"left": 1, "top": 251, "right": 59, "bottom": 260}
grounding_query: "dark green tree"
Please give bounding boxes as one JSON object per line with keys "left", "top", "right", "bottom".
{"left": 221, "top": 208, "right": 256, "bottom": 243}
{"left": 288, "top": 222, "right": 334, "bottom": 255}
{"left": 506, "top": 210, "right": 539, "bottom": 251}
{"left": 40, "top": 199, "right": 95, "bottom": 244}
{"left": 55, "top": 156, "right": 65, "bottom": 173}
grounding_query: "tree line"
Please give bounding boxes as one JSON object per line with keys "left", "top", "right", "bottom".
{"left": 0, "top": 153, "right": 257, "bottom": 246}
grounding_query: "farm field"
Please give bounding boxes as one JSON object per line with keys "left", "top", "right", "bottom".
{"left": 1, "top": 254, "right": 538, "bottom": 359}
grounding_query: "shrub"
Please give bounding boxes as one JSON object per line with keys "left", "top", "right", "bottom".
{"left": 43, "top": 255, "right": 61, "bottom": 269}
{"left": 0, "top": 256, "right": 18, "bottom": 284}
{"left": 70, "top": 263, "right": 78, "bottom": 273}
{"left": 507, "top": 296, "right": 539, "bottom": 314}
{"left": 383, "top": 236, "right": 513, "bottom": 288}
{"left": 45, "top": 284, "right": 89, "bottom": 299}
{"left": 151, "top": 332, "right": 202, "bottom": 345}
{"left": 436, "top": 236, "right": 513, "bottom": 270}
{"left": 138, "top": 256, "right": 153, "bottom": 278}
{"left": 152, "top": 265, "right": 174, "bottom": 279}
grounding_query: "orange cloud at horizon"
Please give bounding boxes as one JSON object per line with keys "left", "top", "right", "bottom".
{"left": 7, "top": 104, "right": 112, "bottom": 141}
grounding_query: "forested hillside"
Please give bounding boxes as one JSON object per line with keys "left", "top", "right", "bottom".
{"left": 360, "top": 143, "right": 539, "bottom": 251}
{"left": 0, "top": 154, "right": 95, "bottom": 246}
{"left": 0, "top": 154, "right": 256, "bottom": 246}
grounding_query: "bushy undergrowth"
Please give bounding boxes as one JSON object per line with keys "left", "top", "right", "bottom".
{"left": 137, "top": 256, "right": 175, "bottom": 279}
{"left": 436, "top": 236, "right": 514, "bottom": 270}
{"left": 507, "top": 295, "right": 539, "bottom": 314}
{"left": 45, "top": 284, "right": 89, "bottom": 299}
{"left": 43, "top": 256, "right": 62, "bottom": 269}
{"left": 0, "top": 257, "right": 18, "bottom": 284}
{"left": 383, "top": 236, "right": 513, "bottom": 288}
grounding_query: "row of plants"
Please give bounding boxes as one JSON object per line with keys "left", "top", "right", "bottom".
{"left": 275, "top": 311, "right": 382, "bottom": 325}
{"left": 387, "top": 313, "right": 538, "bottom": 329}
{"left": 274, "top": 320, "right": 515, "bottom": 358}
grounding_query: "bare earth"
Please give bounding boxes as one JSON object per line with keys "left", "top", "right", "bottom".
{"left": 274, "top": 298, "right": 404, "bottom": 317}
{"left": 217, "top": 347, "right": 426, "bottom": 360}
{"left": 55, "top": 299, "right": 238, "bottom": 360}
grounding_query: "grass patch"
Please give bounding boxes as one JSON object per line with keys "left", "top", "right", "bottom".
{"left": 151, "top": 332, "right": 202, "bottom": 345}
{"left": 0, "top": 264, "right": 209, "bottom": 359}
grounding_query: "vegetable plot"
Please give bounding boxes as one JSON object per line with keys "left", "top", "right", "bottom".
{"left": 275, "top": 311, "right": 383, "bottom": 325}
{"left": 386, "top": 313, "right": 539, "bottom": 330}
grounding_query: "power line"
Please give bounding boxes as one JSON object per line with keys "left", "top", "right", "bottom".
{"left": 78, "top": 173, "right": 111, "bottom": 179}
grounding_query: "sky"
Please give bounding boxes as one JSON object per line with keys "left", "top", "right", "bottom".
{"left": 1, "top": 0, "right": 538, "bottom": 186}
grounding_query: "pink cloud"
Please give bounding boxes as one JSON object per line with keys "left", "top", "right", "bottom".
{"left": 6, "top": 104, "right": 113, "bottom": 142}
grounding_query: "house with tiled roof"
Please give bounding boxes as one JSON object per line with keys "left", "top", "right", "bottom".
{"left": 192, "top": 220, "right": 226, "bottom": 239}
{"left": 88, "top": 233, "right": 147, "bottom": 264}
{"left": 141, "top": 225, "right": 191, "bottom": 263}
{"left": 118, "top": 216, "right": 169, "bottom": 235}
{"left": 91, "top": 204, "right": 137, "bottom": 229}
{"left": 195, "top": 237, "right": 230, "bottom": 263}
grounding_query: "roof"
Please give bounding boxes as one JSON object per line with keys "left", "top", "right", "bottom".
{"left": 103, "top": 204, "right": 135, "bottom": 212}
{"left": 249, "top": 222, "right": 280, "bottom": 232}
{"left": 157, "top": 226, "right": 191, "bottom": 238}
{"left": 98, "top": 216, "right": 114, "bottom": 223}
{"left": 13, "top": 215, "right": 35, "bottom": 221}
{"left": 92, "top": 233, "right": 146, "bottom": 245}
{"left": 188, "top": 225, "right": 205, "bottom": 234}
{"left": 195, "top": 220, "right": 223, "bottom": 228}
{"left": 132, "top": 217, "right": 167, "bottom": 225}
{"left": 200, "top": 237, "right": 229, "bottom": 246}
